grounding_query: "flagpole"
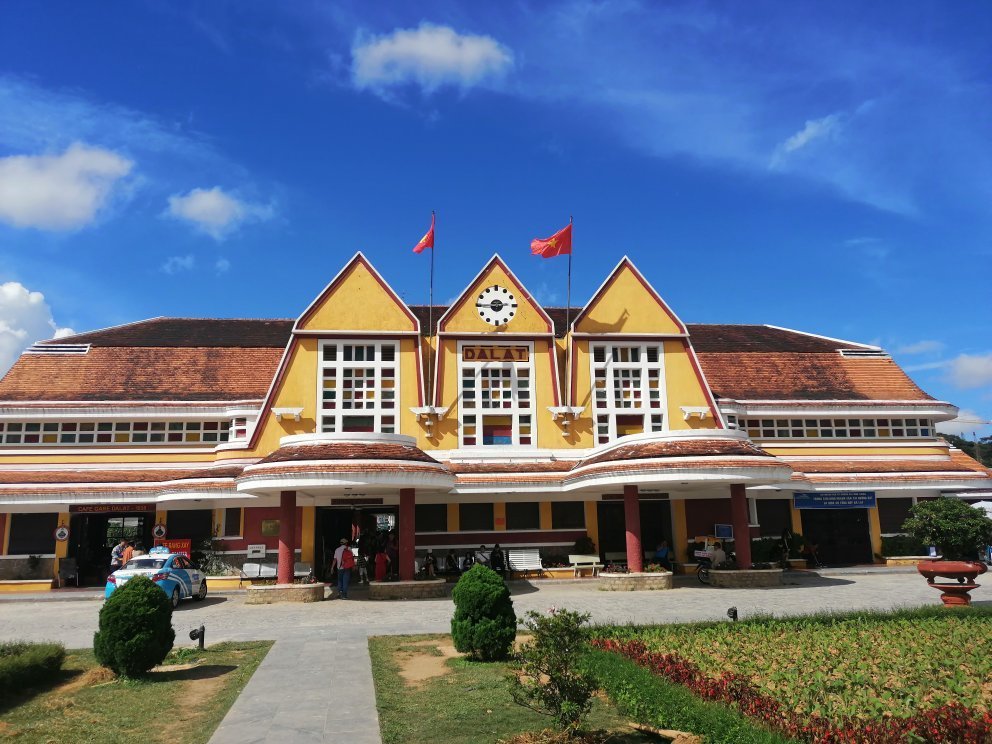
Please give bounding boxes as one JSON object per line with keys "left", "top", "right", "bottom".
{"left": 565, "top": 215, "right": 573, "bottom": 407}
{"left": 428, "top": 210, "right": 435, "bottom": 407}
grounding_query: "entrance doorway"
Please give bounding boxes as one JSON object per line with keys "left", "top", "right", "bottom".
{"left": 315, "top": 505, "right": 397, "bottom": 580}
{"left": 596, "top": 499, "right": 673, "bottom": 562}
{"left": 68, "top": 513, "right": 154, "bottom": 585}
{"left": 800, "top": 508, "right": 873, "bottom": 565}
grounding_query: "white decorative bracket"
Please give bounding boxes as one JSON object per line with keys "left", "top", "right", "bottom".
{"left": 680, "top": 406, "right": 710, "bottom": 422}
{"left": 548, "top": 406, "right": 585, "bottom": 438}
{"left": 410, "top": 406, "right": 450, "bottom": 435}
{"left": 272, "top": 407, "right": 304, "bottom": 422}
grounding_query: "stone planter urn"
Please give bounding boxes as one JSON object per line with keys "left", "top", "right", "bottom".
{"left": 917, "top": 560, "right": 987, "bottom": 606}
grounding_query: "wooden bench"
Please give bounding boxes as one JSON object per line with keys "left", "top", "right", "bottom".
{"left": 507, "top": 548, "right": 543, "bottom": 577}
{"left": 568, "top": 554, "right": 603, "bottom": 577}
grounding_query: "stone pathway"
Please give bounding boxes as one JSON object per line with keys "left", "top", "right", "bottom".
{"left": 0, "top": 573, "right": 986, "bottom": 743}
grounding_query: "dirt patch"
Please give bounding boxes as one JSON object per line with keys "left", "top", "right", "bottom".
{"left": 397, "top": 640, "right": 462, "bottom": 685}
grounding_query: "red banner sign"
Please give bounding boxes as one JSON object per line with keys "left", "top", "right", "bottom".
{"left": 154, "top": 539, "right": 191, "bottom": 558}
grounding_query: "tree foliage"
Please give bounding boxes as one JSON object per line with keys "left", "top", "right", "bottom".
{"left": 94, "top": 576, "right": 175, "bottom": 677}
{"left": 940, "top": 434, "right": 992, "bottom": 467}
{"left": 902, "top": 498, "right": 992, "bottom": 561}
{"left": 511, "top": 608, "right": 597, "bottom": 734}
{"left": 450, "top": 564, "right": 516, "bottom": 661}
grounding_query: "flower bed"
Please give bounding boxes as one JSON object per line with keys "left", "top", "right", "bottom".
{"left": 592, "top": 607, "right": 992, "bottom": 742}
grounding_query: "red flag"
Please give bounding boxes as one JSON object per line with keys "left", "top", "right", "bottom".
{"left": 413, "top": 213, "right": 435, "bottom": 254}
{"left": 530, "top": 222, "right": 572, "bottom": 258}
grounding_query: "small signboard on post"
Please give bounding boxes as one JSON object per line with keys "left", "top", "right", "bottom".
{"left": 793, "top": 491, "right": 876, "bottom": 509}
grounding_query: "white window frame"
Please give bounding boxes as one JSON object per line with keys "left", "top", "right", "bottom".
{"left": 590, "top": 342, "right": 667, "bottom": 444}
{"left": 457, "top": 340, "right": 536, "bottom": 447}
{"left": 317, "top": 340, "right": 400, "bottom": 435}
{"left": 741, "top": 417, "right": 935, "bottom": 440}
{"left": 0, "top": 420, "right": 232, "bottom": 446}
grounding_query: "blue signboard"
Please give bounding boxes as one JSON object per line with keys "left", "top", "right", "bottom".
{"left": 793, "top": 491, "right": 876, "bottom": 509}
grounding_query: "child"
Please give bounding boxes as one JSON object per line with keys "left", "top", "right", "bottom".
{"left": 356, "top": 550, "right": 369, "bottom": 584}
{"left": 423, "top": 549, "right": 437, "bottom": 577}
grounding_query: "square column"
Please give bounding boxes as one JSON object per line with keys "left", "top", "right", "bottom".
{"left": 730, "top": 483, "right": 751, "bottom": 569}
{"left": 278, "top": 490, "right": 297, "bottom": 585}
{"left": 399, "top": 488, "right": 415, "bottom": 581}
{"left": 624, "top": 484, "right": 643, "bottom": 572}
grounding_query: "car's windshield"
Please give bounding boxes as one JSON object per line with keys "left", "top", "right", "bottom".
{"left": 123, "top": 558, "right": 167, "bottom": 570}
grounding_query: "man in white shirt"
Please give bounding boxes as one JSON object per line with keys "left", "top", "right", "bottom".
{"left": 710, "top": 542, "right": 727, "bottom": 567}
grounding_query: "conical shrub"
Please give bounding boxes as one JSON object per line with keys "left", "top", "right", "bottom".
{"left": 450, "top": 564, "right": 516, "bottom": 661}
{"left": 94, "top": 576, "right": 175, "bottom": 677}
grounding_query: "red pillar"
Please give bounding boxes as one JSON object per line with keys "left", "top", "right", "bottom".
{"left": 399, "top": 488, "right": 416, "bottom": 581}
{"left": 624, "top": 484, "right": 643, "bottom": 573}
{"left": 730, "top": 483, "right": 752, "bottom": 569}
{"left": 278, "top": 490, "right": 297, "bottom": 585}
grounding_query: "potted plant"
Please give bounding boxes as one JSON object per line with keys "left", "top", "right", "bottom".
{"left": 903, "top": 498, "right": 992, "bottom": 605}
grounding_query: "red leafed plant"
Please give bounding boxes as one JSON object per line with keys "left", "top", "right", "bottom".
{"left": 590, "top": 638, "right": 992, "bottom": 743}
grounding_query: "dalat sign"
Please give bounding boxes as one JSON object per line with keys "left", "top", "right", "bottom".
{"left": 461, "top": 346, "right": 529, "bottom": 362}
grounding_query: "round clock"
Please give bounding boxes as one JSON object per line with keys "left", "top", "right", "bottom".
{"left": 476, "top": 285, "right": 517, "bottom": 326}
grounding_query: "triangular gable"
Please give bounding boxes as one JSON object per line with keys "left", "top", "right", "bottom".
{"left": 295, "top": 252, "right": 419, "bottom": 333}
{"left": 572, "top": 256, "right": 687, "bottom": 335}
{"left": 437, "top": 255, "right": 553, "bottom": 334}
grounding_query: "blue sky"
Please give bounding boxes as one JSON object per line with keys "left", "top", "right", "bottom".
{"left": 0, "top": 1, "right": 989, "bottom": 434}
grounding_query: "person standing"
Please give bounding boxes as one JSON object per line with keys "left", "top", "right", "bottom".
{"left": 489, "top": 543, "right": 506, "bottom": 576}
{"left": 374, "top": 547, "right": 390, "bottom": 582}
{"left": 653, "top": 540, "right": 672, "bottom": 571}
{"left": 109, "top": 538, "right": 127, "bottom": 574}
{"left": 332, "top": 538, "right": 355, "bottom": 599}
{"left": 121, "top": 540, "right": 134, "bottom": 566}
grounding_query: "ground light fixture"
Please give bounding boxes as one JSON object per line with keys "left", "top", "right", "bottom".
{"left": 727, "top": 606, "right": 738, "bottom": 622}
{"left": 190, "top": 624, "right": 206, "bottom": 650}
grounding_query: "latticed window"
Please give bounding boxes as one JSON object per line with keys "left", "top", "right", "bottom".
{"left": 0, "top": 420, "right": 232, "bottom": 446}
{"left": 320, "top": 341, "right": 398, "bottom": 434}
{"left": 591, "top": 343, "right": 665, "bottom": 444}
{"left": 741, "top": 417, "right": 934, "bottom": 440}
{"left": 459, "top": 343, "right": 534, "bottom": 446}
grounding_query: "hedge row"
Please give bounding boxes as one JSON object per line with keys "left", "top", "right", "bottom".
{"left": 0, "top": 641, "right": 66, "bottom": 697}
{"left": 581, "top": 647, "right": 791, "bottom": 744}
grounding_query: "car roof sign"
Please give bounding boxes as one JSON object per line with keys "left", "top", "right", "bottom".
{"left": 149, "top": 546, "right": 171, "bottom": 555}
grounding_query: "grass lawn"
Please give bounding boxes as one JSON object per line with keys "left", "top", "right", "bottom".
{"left": 0, "top": 640, "right": 272, "bottom": 744}
{"left": 370, "top": 634, "right": 656, "bottom": 744}
{"left": 597, "top": 606, "right": 992, "bottom": 722}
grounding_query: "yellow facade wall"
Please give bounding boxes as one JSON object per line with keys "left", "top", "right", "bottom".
{"left": 447, "top": 503, "right": 460, "bottom": 532}
{"left": 663, "top": 340, "right": 719, "bottom": 431}
{"left": 584, "top": 501, "right": 599, "bottom": 552}
{"left": 671, "top": 500, "right": 688, "bottom": 563}
{"left": 575, "top": 262, "right": 683, "bottom": 335}
{"left": 301, "top": 506, "right": 315, "bottom": 563}
{"left": 493, "top": 502, "right": 506, "bottom": 531}
{"left": 441, "top": 261, "right": 551, "bottom": 335}
{"left": 297, "top": 258, "right": 416, "bottom": 333}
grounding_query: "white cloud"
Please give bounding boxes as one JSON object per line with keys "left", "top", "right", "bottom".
{"left": 215, "top": 257, "right": 231, "bottom": 274}
{"left": 161, "top": 255, "right": 195, "bottom": 274}
{"left": 351, "top": 23, "right": 513, "bottom": 95}
{"left": 0, "top": 143, "right": 133, "bottom": 231}
{"left": 937, "top": 409, "right": 989, "bottom": 437}
{"left": 896, "top": 340, "right": 945, "bottom": 355}
{"left": 0, "top": 282, "right": 73, "bottom": 374}
{"left": 770, "top": 113, "right": 842, "bottom": 168}
{"left": 166, "top": 187, "right": 273, "bottom": 240}
{"left": 948, "top": 353, "right": 992, "bottom": 389}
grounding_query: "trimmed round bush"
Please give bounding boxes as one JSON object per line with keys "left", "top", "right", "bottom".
{"left": 0, "top": 641, "right": 66, "bottom": 696}
{"left": 451, "top": 564, "right": 516, "bottom": 661}
{"left": 94, "top": 575, "right": 175, "bottom": 677}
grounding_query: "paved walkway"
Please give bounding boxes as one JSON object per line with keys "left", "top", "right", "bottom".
{"left": 0, "top": 573, "right": 987, "bottom": 743}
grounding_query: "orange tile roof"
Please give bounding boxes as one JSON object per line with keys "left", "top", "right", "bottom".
{"left": 696, "top": 353, "right": 933, "bottom": 401}
{"left": 0, "top": 347, "right": 283, "bottom": 402}
{"left": 0, "top": 465, "right": 243, "bottom": 485}
{"left": 4, "top": 318, "right": 936, "bottom": 404}
{"left": 580, "top": 438, "right": 771, "bottom": 467}
{"left": 257, "top": 442, "right": 441, "bottom": 465}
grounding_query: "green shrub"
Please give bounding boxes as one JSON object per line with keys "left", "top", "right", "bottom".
{"left": 903, "top": 498, "right": 992, "bottom": 560}
{"left": 0, "top": 641, "right": 66, "bottom": 697}
{"left": 94, "top": 575, "right": 175, "bottom": 677}
{"left": 572, "top": 535, "right": 596, "bottom": 554}
{"left": 450, "top": 564, "right": 516, "bottom": 661}
{"left": 511, "top": 608, "right": 596, "bottom": 733}
{"left": 880, "top": 534, "right": 927, "bottom": 556}
{"left": 582, "top": 648, "right": 789, "bottom": 744}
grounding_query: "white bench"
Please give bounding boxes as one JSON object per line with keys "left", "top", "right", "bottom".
{"left": 240, "top": 561, "right": 311, "bottom": 583}
{"left": 507, "top": 548, "right": 543, "bottom": 576}
{"left": 604, "top": 551, "right": 627, "bottom": 564}
{"left": 568, "top": 554, "right": 603, "bottom": 577}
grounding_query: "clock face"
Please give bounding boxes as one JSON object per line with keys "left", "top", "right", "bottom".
{"left": 476, "top": 285, "right": 518, "bottom": 326}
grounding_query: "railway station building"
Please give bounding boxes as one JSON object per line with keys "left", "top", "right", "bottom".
{"left": 0, "top": 253, "right": 988, "bottom": 585}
